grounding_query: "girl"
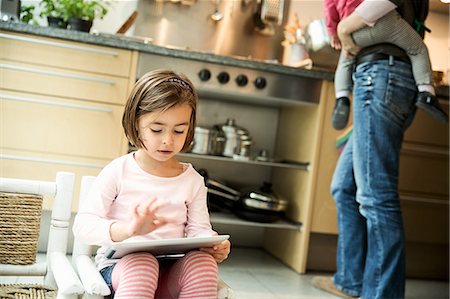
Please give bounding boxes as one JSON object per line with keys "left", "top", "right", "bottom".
{"left": 73, "top": 69, "right": 231, "bottom": 299}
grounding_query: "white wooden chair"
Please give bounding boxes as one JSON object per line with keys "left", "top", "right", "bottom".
{"left": 0, "top": 172, "right": 84, "bottom": 299}
{"left": 72, "top": 175, "right": 234, "bottom": 299}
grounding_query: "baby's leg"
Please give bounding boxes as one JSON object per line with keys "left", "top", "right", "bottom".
{"left": 352, "top": 10, "right": 433, "bottom": 87}
{"left": 335, "top": 51, "right": 355, "bottom": 98}
{"left": 111, "top": 252, "right": 159, "bottom": 299}
{"left": 158, "top": 250, "right": 218, "bottom": 299}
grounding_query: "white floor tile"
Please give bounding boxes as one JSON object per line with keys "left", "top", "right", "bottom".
{"left": 219, "top": 247, "right": 449, "bottom": 299}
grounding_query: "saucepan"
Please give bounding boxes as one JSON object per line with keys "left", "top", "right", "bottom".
{"left": 199, "top": 169, "right": 288, "bottom": 223}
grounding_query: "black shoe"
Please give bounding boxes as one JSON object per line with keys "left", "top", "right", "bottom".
{"left": 332, "top": 97, "right": 350, "bottom": 130}
{"left": 416, "top": 92, "right": 449, "bottom": 123}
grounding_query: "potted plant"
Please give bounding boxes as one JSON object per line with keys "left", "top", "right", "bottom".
{"left": 60, "top": 0, "right": 108, "bottom": 33}
{"left": 20, "top": 5, "right": 38, "bottom": 25}
{"left": 39, "top": 0, "right": 67, "bottom": 28}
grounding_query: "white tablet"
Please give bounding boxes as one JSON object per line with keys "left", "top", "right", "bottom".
{"left": 105, "top": 235, "right": 230, "bottom": 259}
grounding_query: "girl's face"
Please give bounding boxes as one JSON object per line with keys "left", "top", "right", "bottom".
{"left": 138, "top": 104, "right": 192, "bottom": 162}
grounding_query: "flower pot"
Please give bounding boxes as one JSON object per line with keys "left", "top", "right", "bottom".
{"left": 68, "top": 17, "right": 93, "bottom": 32}
{"left": 47, "top": 16, "right": 67, "bottom": 29}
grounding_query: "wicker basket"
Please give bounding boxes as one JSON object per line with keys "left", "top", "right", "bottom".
{"left": 0, "top": 284, "right": 56, "bottom": 299}
{"left": 0, "top": 192, "right": 43, "bottom": 265}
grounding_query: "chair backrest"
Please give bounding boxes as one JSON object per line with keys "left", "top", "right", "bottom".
{"left": 72, "top": 175, "right": 97, "bottom": 259}
{"left": 0, "top": 172, "right": 84, "bottom": 296}
{"left": 71, "top": 175, "right": 111, "bottom": 297}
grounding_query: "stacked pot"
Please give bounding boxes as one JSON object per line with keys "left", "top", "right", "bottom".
{"left": 191, "top": 118, "right": 253, "bottom": 160}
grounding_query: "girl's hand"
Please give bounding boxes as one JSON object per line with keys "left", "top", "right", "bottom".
{"left": 110, "top": 197, "right": 167, "bottom": 242}
{"left": 127, "top": 197, "right": 167, "bottom": 236}
{"left": 200, "top": 239, "right": 231, "bottom": 263}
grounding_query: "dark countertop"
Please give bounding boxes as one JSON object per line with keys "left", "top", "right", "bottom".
{"left": 0, "top": 21, "right": 334, "bottom": 81}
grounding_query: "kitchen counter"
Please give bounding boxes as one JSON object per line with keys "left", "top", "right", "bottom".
{"left": 0, "top": 21, "right": 334, "bottom": 82}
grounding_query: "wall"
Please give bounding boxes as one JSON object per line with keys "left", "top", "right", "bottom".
{"left": 424, "top": 11, "right": 450, "bottom": 78}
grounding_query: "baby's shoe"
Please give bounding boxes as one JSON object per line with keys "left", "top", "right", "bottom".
{"left": 416, "top": 92, "right": 449, "bottom": 123}
{"left": 332, "top": 97, "right": 350, "bottom": 130}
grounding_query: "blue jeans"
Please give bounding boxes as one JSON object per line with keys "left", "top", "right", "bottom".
{"left": 331, "top": 59, "right": 417, "bottom": 299}
{"left": 100, "top": 265, "right": 115, "bottom": 298}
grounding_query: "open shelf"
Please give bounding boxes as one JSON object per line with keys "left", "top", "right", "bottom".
{"left": 210, "top": 212, "right": 302, "bottom": 231}
{"left": 178, "top": 153, "right": 310, "bottom": 170}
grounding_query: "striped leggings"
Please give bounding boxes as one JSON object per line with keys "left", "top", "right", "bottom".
{"left": 110, "top": 250, "right": 218, "bottom": 299}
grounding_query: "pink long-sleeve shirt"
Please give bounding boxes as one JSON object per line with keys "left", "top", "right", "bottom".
{"left": 72, "top": 152, "right": 216, "bottom": 270}
{"left": 324, "top": 0, "right": 363, "bottom": 36}
{"left": 324, "top": 0, "right": 398, "bottom": 35}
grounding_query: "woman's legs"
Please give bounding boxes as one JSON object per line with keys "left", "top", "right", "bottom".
{"left": 157, "top": 251, "right": 218, "bottom": 299}
{"left": 111, "top": 252, "right": 159, "bottom": 299}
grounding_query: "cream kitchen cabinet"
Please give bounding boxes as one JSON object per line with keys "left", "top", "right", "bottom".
{"left": 0, "top": 32, "right": 138, "bottom": 210}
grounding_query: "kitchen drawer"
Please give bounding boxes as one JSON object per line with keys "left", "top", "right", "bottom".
{"left": 402, "top": 199, "right": 449, "bottom": 244}
{"left": 1, "top": 91, "right": 126, "bottom": 160}
{"left": 404, "top": 101, "right": 449, "bottom": 148}
{"left": 0, "top": 31, "right": 132, "bottom": 77}
{"left": 0, "top": 149, "right": 108, "bottom": 211}
{"left": 399, "top": 150, "right": 449, "bottom": 199}
{"left": 1, "top": 61, "right": 129, "bottom": 105}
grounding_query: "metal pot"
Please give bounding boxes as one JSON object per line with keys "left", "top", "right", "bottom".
{"left": 202, "top": 172, "right": 288, "bottom": 223}
{"left": 191, "top": 127, "right": 211, "bottom": 154}
{"left": 220, "top": 118, "right": 251, "bottom": 158}
{"left": 209, "top": 126, "right": 226, "bottom": 156}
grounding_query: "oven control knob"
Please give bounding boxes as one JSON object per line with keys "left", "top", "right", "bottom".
{"left": 235, "top": 74, "right": 248, "bottom": 86}
{"left": 198, "top": 69, "right": 211, "bottom": 81}
{"left": 217, "top": 72, "right": 230, "bottom": 84}
{"left": 254, "top": 77, "right": 267, "bottom": 89}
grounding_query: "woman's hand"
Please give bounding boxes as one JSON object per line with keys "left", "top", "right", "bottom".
{"left": 110, "top": 197, "right": 167, "bottom": 242}
{"left": 337, "top": 11, "right": 367, "bottom": 56}
{"left": 200, "top": 239, "right": 231, "bottom": 263}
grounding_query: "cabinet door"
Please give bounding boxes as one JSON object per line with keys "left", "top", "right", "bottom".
{"left": 1, "top": 91, "right": 126, "bottom": 160}
{"left": 1, "top": 61, "right": 129, "bottom": 105}
{"left": 0, "top": 32, "right": 133, "bottom": 77}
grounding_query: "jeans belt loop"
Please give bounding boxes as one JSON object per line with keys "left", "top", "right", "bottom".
{"left": 389, "top": 55, "right": 394, "bottom": 66}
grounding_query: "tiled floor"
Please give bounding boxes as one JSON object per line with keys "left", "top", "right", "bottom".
{"left": 218, "top": 248, "right": 449, "bottom": 299}
{"left": 1, "top": 249, "right": 448, "bottom": 299}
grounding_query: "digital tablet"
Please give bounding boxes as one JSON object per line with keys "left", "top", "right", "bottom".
{"left": 105, "top": 235, "right": 230, "bottom": 259}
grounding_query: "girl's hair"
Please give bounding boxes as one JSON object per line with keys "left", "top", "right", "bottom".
{"left": 122, "top": 69, "right": 198, "bottom": 152}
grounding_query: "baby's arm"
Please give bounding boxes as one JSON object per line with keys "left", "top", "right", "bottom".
{"left": 330, "top": 34, "right": 342, "bottom": 50}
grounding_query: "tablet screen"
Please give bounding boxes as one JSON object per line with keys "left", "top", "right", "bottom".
{"left": 105, "top": 235, "right": 230, "bottom": 259}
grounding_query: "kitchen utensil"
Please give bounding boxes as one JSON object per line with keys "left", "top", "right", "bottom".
{"left": 304, "top": 18, "right": 329, "bottom": 52}
{"left": 260, "top": 0, "right": 285, "bottom": 25}
{"left": 233, "top": 134, "right": 253, "bottom": 161}
{"left": 116, "top": 10, "right": 138, "bottom": 34}
{"left": 210, "top": 0, "right": 224, "bottom": 22}
{"left": 191, "top": 127, "right": 211, "bottom": 154}
{"left": 209, "top": 125, "right": 226, "bottom": 156}
{"left": 202, "top": 170, "right": 288, "bottom": 222}
{"left": 220, "top": 118, "right": 250, "bottom": 157}
{"left": 235, "top": 182, "right": 287, "bottom": 223}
